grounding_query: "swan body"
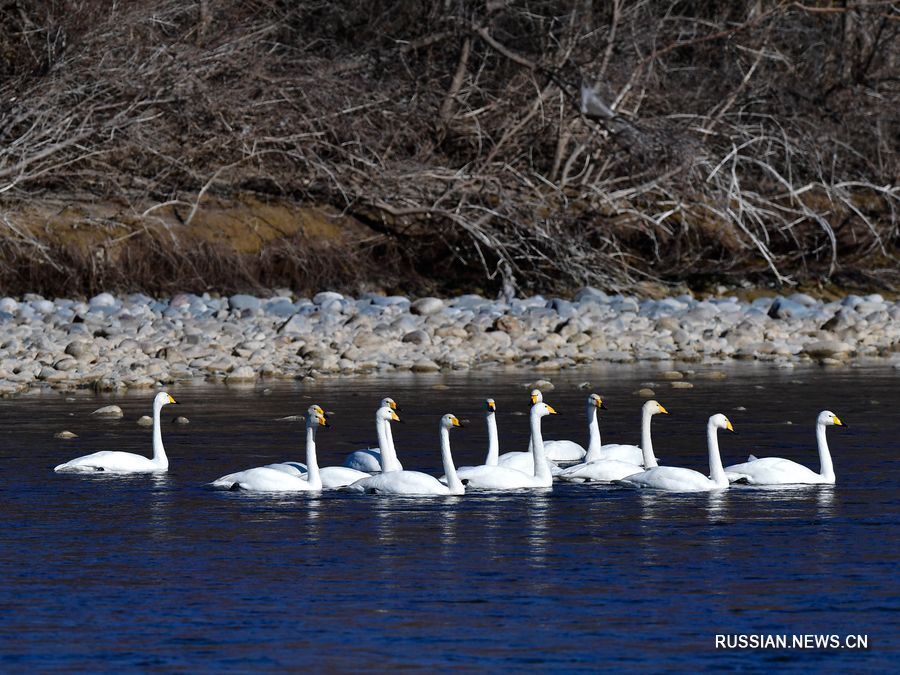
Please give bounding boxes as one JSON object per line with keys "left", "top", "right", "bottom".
{"left": 212, "top": 406, "right": 327, "bottom": 492}
{"left": 263, "top": 462, "right": 369, "bottom": 488}
{"left": 343, "top": 397, "right": 402, "bottom": 472}
{"left": 725, "top": 411, "right": 845, "bottom": 485}
{"left": 54, "top": 392, "right": 177, "bottom": 473}
{"left": 556, "top": 458, "right": 643, "bottom": 483}
{"left": 265, "top": 462, "right": 307, "bottom": 476}
{"left": 496, "top": 390, "right": 564, "bottom": 473}
{"left": 348, "top": 414, "right": 465, "bottom": 496}
{"left": 459, "top": 402, "right": 559, "bottom": 490}
{"left": 618, "top": 414, "right": 734, "bottom": 492}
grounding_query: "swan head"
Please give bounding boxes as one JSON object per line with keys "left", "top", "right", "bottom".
{"left": 588, "top": 393, "right": 607, "bottom": 410}
{"left": 307, "top": 405, "right": 329, "bottom": 427}
{"left": 531, "top": 402, "right": 558, "bottom": 418}
{"left": 441, "top": 414, "right": 462, "bottom": 430}
{"left": 530, "top": 389, "right": 543, "bottom": 405}
{"left": 381, "top": 397, "right": 400, "bottom": 412}
{"left": 377, "top": 405, "right": 402, "bottom": 424}
{"left": 644, "top": 400, "right": 668, "bottom": 416}
{"left": 819, "top": 410, "right": 847, "bottom": 428}
{"left": 710, "top": 413, "right": 735, "bottom": 433}
{"left": 485, "top": 398, "right": 496, "bottom": 412}
{"left": 154, "top": 391, "right": 177, "bottom": 408}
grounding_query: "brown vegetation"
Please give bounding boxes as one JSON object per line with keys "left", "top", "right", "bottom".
{"left": 1, "top": 1, "right": 898, "bottom": 297}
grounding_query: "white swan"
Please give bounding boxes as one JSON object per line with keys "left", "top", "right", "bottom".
{"left": 211, "top": 406, "right": 327, "bottom": 491}
{"left": 346, "top": 414, "right": 465, "bottom": 496}
{"left": 455, "top": 398, "right": 499, "bottom": 473}
{"left": 54, "top": 392, "right": 177, "bottom": 473}
{"left": 539, "top": 393, "right": 607, "bottom": 462}
{"left": 343, "top": 397, "right": 402, "bottom": 472}
{"left": 497, "top": 390, "right": 562, "bottom": 474}
{"left": 617, "top": 414, "right": 735, "bottom": 492}
{"left": 725, "top": 411, "right": 846, "bottom": 485}
{"left": 454, "top": 402, "right": 559, "bottom": 490}
{"left": 586, "top": 400, "right": 669, "bottom": 466}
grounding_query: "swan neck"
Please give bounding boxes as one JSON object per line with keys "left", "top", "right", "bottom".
{"left": 152, "top": 400, "right": 168, "bottom": 469}
{"left": 441, "top": 426, "right": 464, "bottom": 494}
{"left": 641, "top": 408, "right": 658, "bottom": 468}
{"left": 376, "top": 414, "right": 401, "bottom": 472}
{"left": 584, "top": 404, "right": 603, "bottom": 461}
{"left": 305, "top": 422, "right": 321, "bottom": 489}
{"left": 485, "top": 412, "right": 499, "bottom": 466}
{"left": 529, "top": 409, "right": 552, "bottom": 484}
{"left": 816, "top": 421, "right": 835, "bottom": 481}
{"left": 707, "top": 422, "right": 728, "bottom": 487}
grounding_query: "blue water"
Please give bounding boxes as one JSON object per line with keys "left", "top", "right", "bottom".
{"left": 1, "top": 364, "right": 897, "bottom": 670}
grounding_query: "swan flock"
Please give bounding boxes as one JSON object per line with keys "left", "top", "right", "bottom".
{"left": 54, "top": 390, "right": 848, "bottom": 494}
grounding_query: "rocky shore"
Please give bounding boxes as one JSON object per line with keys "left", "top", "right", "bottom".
{"left": 0, "top": 289, "right": 897, "bottom": 395}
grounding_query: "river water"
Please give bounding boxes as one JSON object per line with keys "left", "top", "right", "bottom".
{"left": 1, "top": 363, "right": 896, "bottom": 670}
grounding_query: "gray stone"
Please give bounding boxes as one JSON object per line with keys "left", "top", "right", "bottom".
{"left": 91, "top": 404, "right": 124, "bottom": 418}
{"left": 410, "top": 297, "right": 444, "bottom": 315}
{"left": 228, "top": 294, "right": 262, "bottom": 312}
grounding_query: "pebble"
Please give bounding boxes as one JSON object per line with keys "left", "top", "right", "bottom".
{"left": 54, "top": 430, "right": 78, "bottom": 439}
{"left": 174, "top": 416, "right": 190, "bottom": 424}
{"left": 0, "top": 288, "right": 893, "bottom": 394}
{"left": 671, "top": 381, "right": 694, "bottom": 389}
{"left": 636, "top": 388, "right": 655, "bottom": 397}
{"left": 137, "top": 415, "right": 153, "bottom": 426}
{"left": 91, "top": 404, "right": 124, "bottom": 418}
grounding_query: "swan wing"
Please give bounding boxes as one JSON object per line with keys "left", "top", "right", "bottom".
{"left": 54, "top": 451, "right": 157, "bottom": 473}
{"left": 347, "top": 470, "right": 449, "bottom": 495}
{"left": 597, "top": 443, "right": 645, "bottom": 465}
{"left": 542, "top": 440, "right": 587, "bottom": 461}
{"left": 618, "top": 466, "right": 717, "bottom": 492}
{"left": 343, "top": 448, "right": 402, "bottom": 473}
{"left": 265, "top": 462, "right": 308, "bottom": 476}
{"left": 211, "top": 467, "right": 316, "bottom": 492}
{"left": 724, "top": 457, "right": 825, "bottom": 485}
{"left": 557, "top": 459, "right": 643, "bottom": 483}
{"left": 454, "top": 464, "right": 536, "bottom": 490}
{"left": 319, "top": 466, "right": 371, "bottom": 488}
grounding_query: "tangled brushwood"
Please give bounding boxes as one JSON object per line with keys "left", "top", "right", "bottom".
{"left": 0, "top": 1, "right": 898, "bottom": 297}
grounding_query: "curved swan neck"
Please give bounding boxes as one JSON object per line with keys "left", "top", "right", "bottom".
{"left": 816, "top": 421, "right": 835, "bottom": 481}
{"left": 441, "top": 426, "right": 464, "bottom": 494}
{"left": 529, "top": 408, "right": 552, "bottom": 484}
{"left": 584, "top": 404, "right": 603, "bottom": 461}
{"left": 152, "top": 399, "right": 168, "bottom": 469}
{"left": 305, "top": 422, "right": 321, "bottom": 489}
{"left": 707, "top": 421, "right": 728, "bottom": 487}
{"left": 641, "top": 408, "right": 658, "bottom": 469}
{"left": 485, "top": 412, "right": 499, "bottom": 466}
{"left": 376, "top": 415, "right": 401, "bottom": 472}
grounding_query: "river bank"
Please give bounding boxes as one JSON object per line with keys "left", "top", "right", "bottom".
{"left": 0, "top": 288, "right": 898, "bottom": 395}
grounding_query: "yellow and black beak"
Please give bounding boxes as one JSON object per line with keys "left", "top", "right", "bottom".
{"left": 388, "top": 399, "right": 400, "bottom": 412}
{"left": 451, "top": 415, "right": 462, "bottom": 428}
{"left": 486, "top": 399, "right": 496, "bottom": 412}
{"left": 390, "top": 410, "right": 402, "bottom": 423}
{"left": 833, "top": 415, "right": 848, "bottom": 428}
{"left": 658, "top": 403, "right": 669, "bottom": 415}
{"left": 594, "top": 397, "right": 607, "bottom": 410}
{"left": 725, "top": 419, "right": 736, "bottom": 433}
{"left": 531, "top": 394, "right": 539, "bottom": 405}
{"left": 546, "top": 404, "right": 559, "bottom": 415}
{"left": 167, "top": 394, "right": 178, "bottom": 404}
{"left": 318, "top": 414, "right": 330, "bottom": 428}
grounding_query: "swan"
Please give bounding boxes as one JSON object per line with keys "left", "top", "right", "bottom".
{"left": 454, "top": 402, "right": 559, "bottom": 490}
{"left": 617, "top": 414, "right": 735, "bottom": 492}
{"left": 346, "top": 414, "right": 465, "bottom": 496}
{"left": 585, "top": 400, "right": 669, "bottom": 466}
{"left": 538, "top": 393, "right": 608, "bottom": 462}
{"left": 343, "top": 397, "right": 402, "bottom": 472}
{"left": 497, "top": 390, "right": 562, "bottom": 474}
{"left": 211, "top": 406, "right": 327, "bottom": 491}
{"left": 724, "top": 411, "right": 846, "bottom": 485}
{"left": 455, "top": 398, "right": 499, "bottom": 473}
{"left": 54, "top": 392, "right": 178, "bottom": 473}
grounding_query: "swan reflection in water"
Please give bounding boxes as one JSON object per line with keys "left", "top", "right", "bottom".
{"left": 526, "top": 493, "right": 552, "bottom": 571}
